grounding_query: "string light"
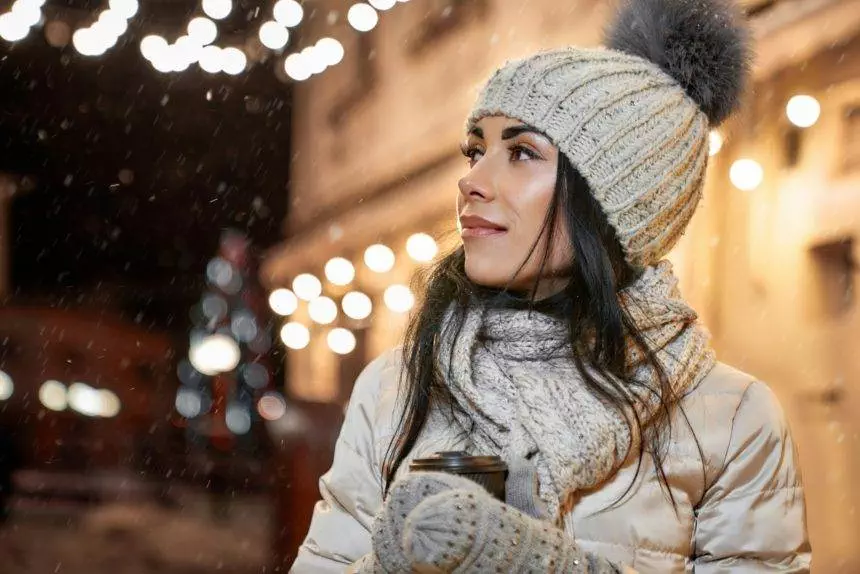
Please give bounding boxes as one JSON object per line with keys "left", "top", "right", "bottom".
{"left": 0, "top": 11, "right": 31, "bottom": 43}
{"left": 406, "top": 233, "right": 438, "bottom": 262}
{"left": 273, "top": 0, "right": 303, "bottom": 28}
{"left": 348, "top": 3, "right": 379, "bottom": 32}
{"left": 342, "top": 291, "right": 372, "bottom": 320}
{"left": 202, "top": 0, "right": 232, "bottom": 21}
{"left": 786, "top": 95, "right": 821, "bottom": 128}
{"left": 39, "top": 380, "right": 68, "bottom": 411}
{"left": 259, "top": 20, "right": 289, "bottom": 50}
{"left": 315, "top": 37, "right": 345, "bottom": 66}
{"left": 384, "top": 284, "right": 415, "bottom": 313}
{"left": 365, "top": 244, "right": 395, "bottom": 273}
{"left": 108, "top": 0, "right": 139, "bottom": 19}
{"left": 283, "top": 37, "right": 344, "bottom": 81}
{"left": 140, "top": 34, "right": 168, "bottom": 61}
{"left": 198, "top": 45, "right": 223, "bottom": 73}
{"left": 708, "top": 130, "right": 723, "bottom": 157}
{"left": 729, "top": 159, "right": 764, "bottom": 191}
{"left": 221, "top": 46, "right": 247, "bottom": 75}
{"left": 72, "top": 1, "right": 138, "bottom": 57}
{"left": 2, "top": 0, "right": 399, "bottom": 82}
{"left": 189, "top": 333, "right": 241, "bottom": 375}
{"left": 308, "top": 296, "right": 338, "bottom": 325}
{"left": 280, "top": 322, "right": 310, "bottom": 349}
{"left": 327, "top": 328, "right": 357, "bottom": 355}
{"left": 325, "top": 257, "right": 355, "bottom": 285}
{"left": 284, "top": 51, "right": 312, "bottom": 81}
{"left": 293, "top": 273, "right": 322, "bottom": 301}
{"left": 269, "top": 288, "right": 298, "bottom": 316}
{"left": 187, "top": 16, "right": 217, "bottom": 46}
{"left": 0, "top": 370, "right": 12, "bottom": 401}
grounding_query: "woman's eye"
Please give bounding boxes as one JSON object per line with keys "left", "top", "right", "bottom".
{"left": 510, "top": 145, "right": 538, "bottom": 162}
{"left": 460, "top": 144, "right": 484, "bottom": 165}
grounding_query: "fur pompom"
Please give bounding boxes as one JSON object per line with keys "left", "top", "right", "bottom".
{"left": 605, "top": 0, "right": 752, "bottom": 126}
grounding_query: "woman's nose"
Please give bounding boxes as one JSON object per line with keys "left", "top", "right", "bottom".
{"left": 458, "top": 168, "right": 494, "bottom": 203}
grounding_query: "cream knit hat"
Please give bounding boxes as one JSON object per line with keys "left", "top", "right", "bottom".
{"left": 467, "top": 0, "right": 751, "bottom": 268}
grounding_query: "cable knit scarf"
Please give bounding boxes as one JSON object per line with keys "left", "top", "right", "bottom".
{"left": 437, "top": 261, "right": 715, "bottom": 522}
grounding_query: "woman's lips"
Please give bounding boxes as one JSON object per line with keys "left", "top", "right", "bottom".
{"left": 459, "top": 215, "right": 507, "bottom": 238}
{"left": 461, "top": 227, "right": 507, "bottom": 238}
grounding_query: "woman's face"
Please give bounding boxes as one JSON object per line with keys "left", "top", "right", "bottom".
{"left": 458, "top": 115, "right": 570, "bottom": 296}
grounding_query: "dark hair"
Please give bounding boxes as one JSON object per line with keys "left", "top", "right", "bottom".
{"left": 382, "top": 151, "right": 700, "bottom": 510}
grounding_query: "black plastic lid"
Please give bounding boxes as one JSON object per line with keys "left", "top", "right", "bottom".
{"left": 408, "top": 451, "right": 507, "bottom": 473}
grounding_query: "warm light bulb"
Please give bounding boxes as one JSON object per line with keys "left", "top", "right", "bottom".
{"left": 302, "top": 46, "right": 327, "bottom": 74}
{"left": 369, "top": 0, "right": 396, "bottom": 10}
{"left": 39, "top": 380, "right": 67, "bottom": 411}
{"left": 708, "top": 130, "right": 723, "bottom": 157}
{"left": 68, "top": 382, "right": 102, "bottom": 416}
{"left": 729, "top": 159, "right": 764, "bottom": 191}
{"left": 284, "top": 52, "right": 311, "bottom": 81}
{"left": 188, "top": 333, "right": 241, "bottom": 375}
{"left": 308, "top": 296, "right": 338, "bottom": 325}
{"left": 202, "top": 0, "right": 232, "bottom": 20}
{"left": 108, "top": 0, "right": 138, "bottom": 19}
{"left": 140, "top": 34, "right": 167, "bottom": 61}
{"left": 259, "top": 20, "right": 289, "bottom": 50}
{"left": 364, "top": 244, "right": 395, "bottom": 273}
{"left": 198, "top": 45, "right": 223, "bottom": 73}
{"left": 99, "top": 389, "right": 121, "bottom": 418}
{"left": 325, "top": 257, "right": 355, "bottom": 285}
{"left": 273, "top": 0, "right": 303, "bottom": 27}
{"left": 292, "top": 273, "right": 322, "bottom": 300}
{"left": 384, "top": 284, "right": 414, "bottom": 313}
{"left": 786, "top": 95, "right": 821, "bottom": 128}
{"left": 406, "top": 233, "right": 438, "bottom": 262}
{"left": 0, "top": 13, "right": 30, "bottom": 43}
{"left": 221, "top": 47, "right": 247, "bottom": 75}
{"left": 280, "top": 322, "right": 310, "bottom": 349}
{"left": 342, "top": 291, "right": 372, "bottom": 320}
{"left": 0, "top": 370, "right": 13, "bottom": 400}
{"left": 347, "top": 3, "right": 378, "bottom": 32}
{"left": 11, "top": 1, "right": 42, "bottom": 27}
{"left": 97, "top": 10, "right": 128, "bottom": 36}
{"left": 269, "top": 288, "right": 298, "bottom": 316}
{"left": 327, "top": 328, "right": 357, "bottom": 355}
{"left": 315, "top": 37, "right": 344, "bottom": 66}
{"left": 72, "top": 29, "right": 102, "bottom": 56}
{"left": 187, "top": 16, "right": 217, "bottom": 46}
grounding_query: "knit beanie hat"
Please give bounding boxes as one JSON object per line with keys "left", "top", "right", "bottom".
{"left": 467, "top": 0, "right": 752, "bottom": 268}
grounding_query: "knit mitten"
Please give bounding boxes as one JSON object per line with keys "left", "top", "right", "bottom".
{"left": 505, "top": 456, "right": 550, "bottom": 520}
{"left": 403, "top": 488, "right": 622, "bottom": 573}
{"left": 371, "top": 471, "right": 486, "bottom": 573}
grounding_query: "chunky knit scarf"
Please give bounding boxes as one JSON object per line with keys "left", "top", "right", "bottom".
{"left": 437, "top": 261, "right": 715, "bottom": 522}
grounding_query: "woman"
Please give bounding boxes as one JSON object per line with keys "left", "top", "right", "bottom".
{"left": 292, "top": 0, "right": 811, "bottom": 571}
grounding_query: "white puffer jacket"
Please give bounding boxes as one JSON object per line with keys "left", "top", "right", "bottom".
{"left": 291, "top": 350, "right": 811, "bottom": 573}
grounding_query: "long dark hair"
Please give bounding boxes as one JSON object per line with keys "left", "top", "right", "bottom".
{"left": 382, "top": 151, "right": 699, "bottom": 509}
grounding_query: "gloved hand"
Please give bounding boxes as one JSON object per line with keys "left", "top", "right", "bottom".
{"left": 401, "top": 483, "right": 624, "bottom": 573}
{"left": 368, "top": 471, "right": 485, "bottom": 573}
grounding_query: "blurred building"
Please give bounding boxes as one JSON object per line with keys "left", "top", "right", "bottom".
{"left": 262, "top": 0, "right": 860, "bottom": 570}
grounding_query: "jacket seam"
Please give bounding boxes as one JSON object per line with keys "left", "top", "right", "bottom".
{"left": 701, "top": 380, "right": 757, "bottom": 495}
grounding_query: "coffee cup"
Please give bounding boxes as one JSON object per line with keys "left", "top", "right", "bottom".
{"left": 408, "top": 451, "right": 507, "bottom": 501}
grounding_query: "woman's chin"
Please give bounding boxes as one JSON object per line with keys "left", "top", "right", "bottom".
{"left": 463, "top": 264, "right": 510, "bottom": 290}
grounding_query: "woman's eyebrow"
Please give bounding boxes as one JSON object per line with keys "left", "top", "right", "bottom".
{"left": 467, "top": 126, "right": 484, "bottom": 139}
{"left": 501, "top": 125, "right": 545, "bottom": 140}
